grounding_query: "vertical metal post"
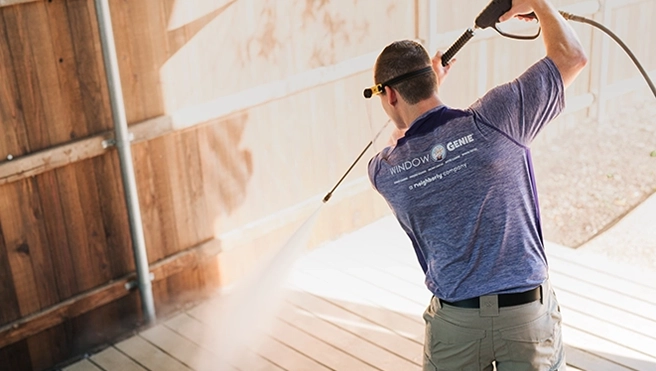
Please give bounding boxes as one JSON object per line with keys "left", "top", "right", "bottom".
{"left": 94, "top": 0, "right": 156, "bottom": 324}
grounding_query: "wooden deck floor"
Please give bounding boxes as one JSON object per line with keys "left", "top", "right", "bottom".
{"left": 64, "top": 216, "right": 656, "bottom": 371}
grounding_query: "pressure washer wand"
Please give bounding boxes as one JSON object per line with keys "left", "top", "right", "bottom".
{"left": 323, "top": 120, "right": 391, "bottom": 203}
{"left": 322, "top": 141, "right": 372, "bottom": 203}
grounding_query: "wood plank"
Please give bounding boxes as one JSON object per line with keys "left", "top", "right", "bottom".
{"left": 278, "top": 300, "right": 420, "bottom": 370}
{"left": 54, "top": 164, "right": 98, "bottom": 291}
{"left": 0, "top": 236, "right": 221, "bottom": 348}
{"left": 135, "top": 137, "right": 180, "bottom": 261}
{"left": 0, "top": 276, "right": 131, "bottom": 349}
{"left": 0, "top": 340, "right": 32, "bottom": 371}
{"left": 288, "top": 270, "right": 425, "bottom": 342}
{"left": 91, "top": 346, "right": 148, "bottom": 371}
{"left": 65, "top": 0, "right": 113, "bottom": 134}
{"left": 140, "top": 324, "right": 237, "bottom": 371}
{"left": 565, "top": 345, "right": 635, "bottom": 371}
{"left": 91, "top": 153, "right": 134, "bottom": 277}
{"left": 285, "top": 290, "right": 423, "bottom": 365}
{"left": 186, "top": 296, "right": 366, "bottom": 371}
{"left": 0, "top": 217, "right": 21, "bottom": 325}
{"left": 168, "top": 131, "right": 209, "bottom": 250}
{"left": 0, "top": 180, "right": 54, "bottom": 316}
{"left": 25, "top": 1, "right": 79, "bottom": 147}
{"left": 34, "top": 170, "right": 79, "bottom": 300}
{"left": 555, "top": 289, "right": 656, "bottom": 341}
{"left": 72, "top": 159, "right": 114, "bottom": 283}
{"left": 550, "top": 270, "right": 656, "bottom": 321}
{"left": 546, "top": 243, "right": 656, "bottom": 287}
{"left": 43, "top": 0, "right": 90, "bottom": 143}
{"left": 164, "top": 313, "right": 285, "bottom": 371}
{"left": 0, "top": 132, "right": 113, "bottom": 186}
{"left": 559, "top": 305, "right": 656, "bottom": 361}
{"left": 562, "top": 324, "right": 656, "bottom": 371}
{"left": 549, "top": 254, "right": 656, "bottom": 305}
{"left": 1, "top": 4, "right": 50, "bottom": 152}
{"left": 270, "top": 317, "right": 378, "bottom": 371}
{"left": 184, "top": 299, "right": 332, "bottom": 371}
{"left": 62, "top": 359, "right": 104, "bottom": 371}
{"left": 0, "top": 9, "right": 31, "bottom": 159}
{"left": 294, "top": 262, "right": 426, "bottom": 318}
{"left": 115, "top": 335, "right": 193, "bottom": 371}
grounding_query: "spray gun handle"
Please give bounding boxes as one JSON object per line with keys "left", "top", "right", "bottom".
{"left": 475, "top": 0, "right": 512, "bottom": 29}
{"left": 475, "top": 0, "right": 537, "bottom": 28}
{"left": 441, "top": 28, "right": 475, "bottom": 66}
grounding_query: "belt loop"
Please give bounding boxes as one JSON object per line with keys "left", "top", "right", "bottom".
{"left": 479, "top": 295, "right": 499, "bottom": 317}
{"left": 434, "top": 296, "right": 443, "bottom": 310}
{"left": 540, "top": 283, "right": 544, "bottom": 305}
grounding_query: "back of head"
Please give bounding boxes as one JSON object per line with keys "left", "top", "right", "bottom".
{"left": 374, "top": 40, "right": 437, "bottom": 105}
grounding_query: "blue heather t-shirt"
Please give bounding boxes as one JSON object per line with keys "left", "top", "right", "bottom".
{"left": 368, "top": 58, "right": 564, "bottom": 302}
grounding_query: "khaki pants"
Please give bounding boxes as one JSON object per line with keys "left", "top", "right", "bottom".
{"left": 423, "top": 281, "right": 565, "bottom": 371}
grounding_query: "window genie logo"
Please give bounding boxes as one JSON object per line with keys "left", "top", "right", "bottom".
{"left": 446, "top": 134, "right": 474, "bottom": 151}
{"left": 388, "top": 134, "right": 475, "bottom": 176}
{"left": 431, "top": 144, "right": 446, "bottom": 161}
{"left": 389, "top": 154, "right": 432, "bottom": 175}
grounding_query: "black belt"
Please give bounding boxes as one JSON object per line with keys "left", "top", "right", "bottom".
{"left": 439, "top": 286, "right": 542, "bottom": 309}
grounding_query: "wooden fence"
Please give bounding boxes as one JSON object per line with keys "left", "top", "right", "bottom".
{"left": 0, "top": 0, "right": 653, "bottom": 370}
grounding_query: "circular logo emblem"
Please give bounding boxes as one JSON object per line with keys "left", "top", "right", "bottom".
{"left": 431, "top": 144, "right": 446, "bottom": 162}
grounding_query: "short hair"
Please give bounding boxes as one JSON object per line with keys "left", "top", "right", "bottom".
{"left": 374, "top": 40, "right": 437, "bottom": 105}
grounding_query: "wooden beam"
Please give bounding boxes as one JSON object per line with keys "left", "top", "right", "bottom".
{"left": 0, "top": 115, "right": 172, "bottom": 186}
{"left": 0, "top": 0, "right": 39, "bottom": 8}
{"left": 0, "top": 132, "right": 113, "bottom": 186}
{"left": 0, "top": 276, "right": 132, "bottom": 348}
{"left": 0, "top": 237, "right": 222, "bottom": 348}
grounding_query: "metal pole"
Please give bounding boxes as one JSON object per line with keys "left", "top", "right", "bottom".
{"left": 94, "top": 0, "right": 156, "bottom": 324}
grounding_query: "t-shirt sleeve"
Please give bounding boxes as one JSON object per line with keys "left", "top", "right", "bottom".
{"left": 368, "top": 154, "right": 381, "bottom": 191}
{"left": 469, "top": 57, "right": 565, "bottom": 145}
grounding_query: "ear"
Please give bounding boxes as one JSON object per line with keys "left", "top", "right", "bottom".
{"left": 384, "top": 86, "right": 397, "bottom": 106}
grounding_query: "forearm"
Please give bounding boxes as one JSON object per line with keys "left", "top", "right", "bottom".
{"left": 531, "top": 0, "right": 588, "bottom": 87}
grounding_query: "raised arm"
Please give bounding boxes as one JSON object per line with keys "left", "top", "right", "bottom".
{"left": 500, "top": 0, "right": 588, "bottom": 88}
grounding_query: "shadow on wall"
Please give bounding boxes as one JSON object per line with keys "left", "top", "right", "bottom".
{"left": 197, "top": 113, "right": 253, "bottom": 216}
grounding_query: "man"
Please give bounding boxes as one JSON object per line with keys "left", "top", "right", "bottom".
{"left": 366, "top": 0, "right": 587, "bottom": 370}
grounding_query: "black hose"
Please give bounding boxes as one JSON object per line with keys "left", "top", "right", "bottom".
{"left": 560, "top": 11, "right": 656, "bottom": 99}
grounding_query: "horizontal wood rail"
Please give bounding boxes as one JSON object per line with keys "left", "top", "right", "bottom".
{"left": 0, "top": 238, "right": 222, "bottom": 348}
{"left": 0, "top": 0, "right": 38, "bottom": 7}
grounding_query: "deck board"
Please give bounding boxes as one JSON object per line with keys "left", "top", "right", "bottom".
{"left": 66, "top": 216, "right": 656, "bottom": 371}
{"left": 114, "top": 335, "right": 193, "bottom": 371}
{"left": 285, "top": 290, "right": 423, "bottom": 365}
{"left": 278, "top": 300, "right": 420, "bottom": 370}
{"left": 90, "top": 347, "right": 148, "bottom": 371}
{"left": 62, "top": 359, "right": 103, "bottom": 371}
{"left": 163, "top": 313, "right": 284, "bottom": 371}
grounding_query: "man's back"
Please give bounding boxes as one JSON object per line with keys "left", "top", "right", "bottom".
{"left": 369, "top": 57, "right": 563, "bottom": 302}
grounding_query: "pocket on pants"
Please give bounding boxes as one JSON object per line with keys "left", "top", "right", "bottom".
{"left": 499, "top": 310, "right": 559, "bottom": 369}
{"left": 424, "top": 314, "right": 486, "bottom": 371}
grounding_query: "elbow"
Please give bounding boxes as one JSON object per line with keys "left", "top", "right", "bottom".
{"left": 572, "top": 48, "right": 588, "bottom": 70}
{"left": 563, "top": 47, "right": 588, "bottom": 76}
